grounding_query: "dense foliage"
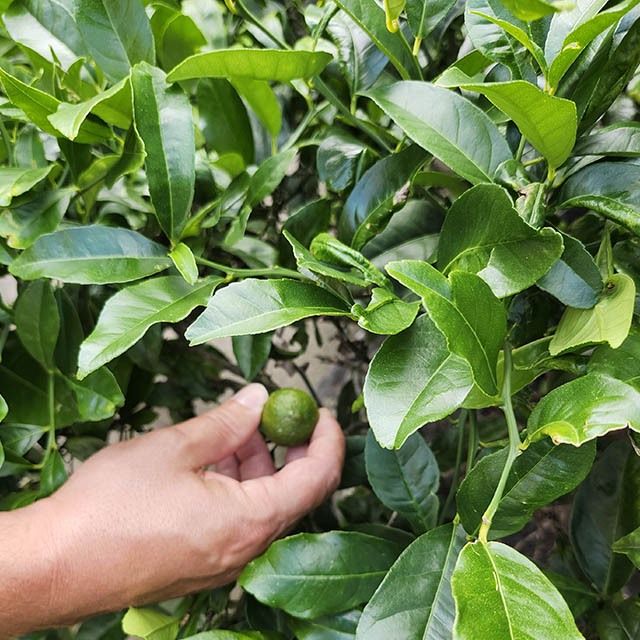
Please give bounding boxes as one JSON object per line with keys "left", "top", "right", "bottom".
{"left": 1, "top": 0, "right": 640, "bottom": 638}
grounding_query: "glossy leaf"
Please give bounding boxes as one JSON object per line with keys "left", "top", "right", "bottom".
{"left": 132, "top": 63, "right": 195, "bottom": 242}
{"left": 457, "top": 438, "right": 596, "bottom": 538}
{"left": 387, "top": 261, "right": 506, "bottom": 396}
{"left": 48, "top": 78, "right": 131, "bottom": 140}
{"left": 0, "top": 68, "right": 110, "bottom": 143}
{"left": 438, "top": 184, "right": 564, "bottom": 297}
{"left": 74, "top": 0, "right": 155, "bottom": 83}
{"left": 121, "top": 607, "right": 179, "bottom": 640}
{"left": 232, "top": 332, "right": 273, "bottom": 381}
{"left": 0, "top": 395, "right": 7, "bottom": 423}
{"left": 574, "top": 122, "right": 640, "bottom": 157}
{"left": 436, "top": 71, "right": 577, "bottom": 169}
{"left": 167, "top": 49, "right": 332, "bottom": 83}
{"left": 78, "top": 276, "right": 221, "bottom": 379}
{"left": 537, "top": 231, "right": 602, "bottom": 308}
{"left": 334, "top": 0, "right": 415, "bottom": 79}
{"left": 596, "top": 597, "right": 640, "bottom": 640}
{"left": 356, "top": 523, "right": 466, "bottom": 640}
{"left": 550, "top": 274, "right": 635, "bottom": 356}
{"left": 327, "top": 12, "right": 388, "bottom": 95}
{"left": 10, "top": 226, "right": 172, "bottom": 284}
{"left": 365, "top": 430, "right": 439, "bottom": 532}
{"left": 40, "top": 449, "right": 68, "bottom": 497}
{"left": 547, "top": 0, "right": 640, "bottom": 90}
{"left": 451, "top": 541, "right": 584, "bottom": 639}
{"left": 288, "top": 610, "right": 360, "bottom": 640}
{"left": 364, "top": 82, "right": 512, "bottom": 185}
{"left": 570, "top": 440, "right": 640, "bottom": 594}
{"left": 238, "top": 532, "right": 405, "bottom": 619}
{"left": 527, "top": 373, "right": 640, "bottom": 445}
{"left": 383, "top": 0, "right": 405, "bottom": 31}
{"left": 0, "top": 166, "right": 56, "bottom": 208}
{"left": 14, "top": 279, "right": 59, "bottom": 371}
{"left": 65, "top": 367, "right": 124, "bottom": 422}
{"left": 0, "top": 189, "right": 73, "bottom": 251}
{"left": 168, "top": 243, "right": 198, "bottom": 285}
{"left": 338, "top": 145, "right": 427, "bottom": 249}
{"left": 406, "top": 0, "right": 457, "bottom": 42}
{"left": 364, "top": 314, "right": 474, "bottom": 449}
{"left": 231, "top": 78, "right": 281, "bottom": 140}
{"left": 556, "top": 161, "right": 640, "bottom": 236}
{"left": 588, "top": 328, "right": 640, "bottom": 390}
{"left": 614, "top": 527, "right": 640, "bottom": 570}
{"left": 317, "top": 132, "right": 373, "bottom": 193}
{"left": 3, "top": 0, "right": 88, "bottom": 70}
{"left": 352, "top": 288, "right": 420, "bottom": 335}
{"left": 186, "top": 279, "right": 350, "bottom": 345}
{"left": 544, "top": 571, "right": 598, "bottom": 619}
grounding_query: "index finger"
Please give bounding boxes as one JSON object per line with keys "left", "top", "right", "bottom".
{"left": 242, "top": 409, "right": 345, "bottom": 528}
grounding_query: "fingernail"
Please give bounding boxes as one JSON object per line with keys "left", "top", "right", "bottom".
{"left": 234, "top": 383, "right": 269, "bottom": 409}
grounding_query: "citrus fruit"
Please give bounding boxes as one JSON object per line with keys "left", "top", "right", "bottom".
{"left": 260, "top": 388, "right": 319, "bottom": 446}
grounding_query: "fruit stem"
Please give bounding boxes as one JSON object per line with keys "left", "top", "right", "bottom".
{"left": 478, "top": 341, "right": 521, "bottom": 543}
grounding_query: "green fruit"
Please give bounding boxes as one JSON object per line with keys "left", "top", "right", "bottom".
{"left": 261, "top": 388, "right": 319, "bottom": 446}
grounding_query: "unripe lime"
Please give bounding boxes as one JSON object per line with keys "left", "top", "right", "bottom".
{"left": 260, "top": 388, "right": 319, "bottom": 447}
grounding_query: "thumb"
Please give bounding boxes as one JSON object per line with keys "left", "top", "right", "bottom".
{"left": 172, "top": 383, "right": 269, "bottom": 468}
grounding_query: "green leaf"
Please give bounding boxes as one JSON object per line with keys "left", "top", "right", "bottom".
{"left": 185, "top": 279, "right": 350, "bottom": 345}
{"left": 556, "top": 161, "right": 640, "bottom": 236}
{"left": 365, "top": 429, "right": 439, "bottom": 532}
{"left": 40, "top": 448, "right": 68, "bottom": 497}
{"left": 544, "top": 571, "right": 598, "bottom": 619}
{"left": 363, "top": 82, "right": 513, "bottom": 185}
{"left": 334, "top": 0, "right": 416, "bottom": 80}
{"left": 526, "top": 373, "right": 640, "bottom": 445}
{"left": 549, "top": 274, "right": 635, "bottom": 356}
{"left": 387, "top": 261, "right": 506, "bottom": 396}
{"left": 74, "top": 0, "right": 155, "bottom": 83}
{"left": 167, "top": 49, "right": 332, "bottom": 83}
{"left": 14, "top": 279, "right": 59, "bottom": 371}
{"left": 0, "top": 395, "right": 7, "bottom": 423}
{"left": 10, "top": 226, "right": 172, "bottom": 284}
{"left": 48, "top": 77, "right": 132, "bottom": 140}
{"left": 436, "top": 72, "right": 577, "bottom": 169}
{"left": 451, "top": 541, "right": 584, "bottom": 640}
{"left": 78, "top": 275, "right": 221, "bottom": 379}
{"left": 132, "top": 63, "right": 195, "bottom": 242}
{"left": 2, "top": 0, "right": 88, "bottom": 70}
{"left": 0, "top": 165, "right": 55, "bottom": 208}
{"left": 338, "top": 145, "right": 427, "bottom": 249}
{"left": 363, "top": 314, "right": 474, "bottom": 449}
{"left": 288, "top": 610, "right": 360, "bottom": 640}
{"left": 574, "top": 122, "right": 640, "bottom": 157}
{"left": 279, "top": 200, "right": 332, "bottom": 268}
{"left": 496, "top": 0, "right": 566, "bottom": 20}
{"left": 0, "top": 189, "right": 73, "bottom": 250}
{"left": 122, "top": 607, "right": 179, "bottom": 640}
{"left": 0, "top": 424, "right": 46, "bottom": 456}
{"left": 231, "top": 78, "right": 281, "bottom": 140}
{"left": 547, "top": 0, "right": 640, "bottom": 90}
{"left": 0, "top": 68, "right": 111, "bottom": 143}
{"left": 596, "top": 597, "right": 640, "bottom": 640}
{"left": 238, "top": 532, "right": 405, "bottom": 619}
{"left": 65, "top": 367, "right": 124, "bottom": 421}
{"left": 356, "top": 523, "right": 466, "bottom": 640}
{"left": 537, "top": 231, "right": 603, "bottom": 308}
{"left": 406, "top": 0, "right": 457, "bottom": 43}
{"left": 316, "top": 132, "right": 373, "bottom": 193}
{"left": 327, "top": 12, "right": 388, "bottom": 95}
{"left": 464, "top": 0, "right": 534, "bottom": 79}
{"left": 438, "top": 184, "right": 564, "bottom": 297}
{"left": 232, "top": 332, "right": 273, "bottom": 381}
{"left": 588, "top": 327, "right": 640, "bottom": 390}
{"left": 614, "top": 527, "right": 640, "bottom": 569}
{"left": 352, "top": 288, "right": 421, "bottom": 335}
{"left": 570, "top": 440, "right": 640, "bottom": 594}
{"left": 168, "top": 243, "right": 198, "bottom": 285}
{"left": 382, "top": 0, "right": 405, "bottom": 31}
{"left": 197, "top": 78, "right": 254, "bottom": 169}
{"left": 183, "top": 633, "right": 280, "bottom": 640}
{"left": 457, "top": 438, "right": 596, "bottom": 538}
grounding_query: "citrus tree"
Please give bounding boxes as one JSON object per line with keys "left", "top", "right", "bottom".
{"left": 1, "top": 0, "right": 640, "bottom": 638}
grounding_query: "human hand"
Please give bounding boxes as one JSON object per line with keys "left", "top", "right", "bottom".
{"left": 4, "top": 384, "right": 344, "bottom": 634}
